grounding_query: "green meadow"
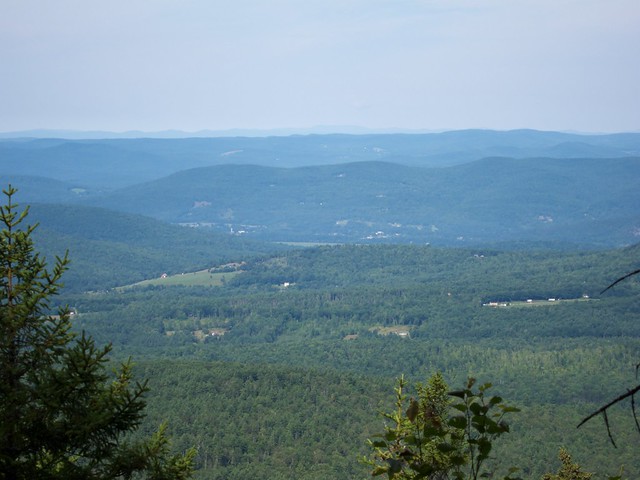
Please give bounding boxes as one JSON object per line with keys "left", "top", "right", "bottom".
{"left": 120, "top": 269, "right": 241, "bottom": 289}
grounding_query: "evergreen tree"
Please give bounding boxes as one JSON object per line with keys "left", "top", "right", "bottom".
{"left": 0, "top": 186, "right": 195, "bottom": 479}
{"left": 541, "top": 449, "right": 593, "bottom": 480}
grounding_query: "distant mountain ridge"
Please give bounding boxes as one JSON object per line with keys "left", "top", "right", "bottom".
{"left": 0, "top": 126, "right": 444, "bottom": 139}
{"left": 2, "top": 127, "right": 639, "bottom": 139}
{"left": 1, "top": 130, "right": 639, "bottom": 248}
{"left": 80, "top": 157, "right": 640, "bottom": 247}
{"left": 2, "top": 130, "right": 640, "bottom": 188}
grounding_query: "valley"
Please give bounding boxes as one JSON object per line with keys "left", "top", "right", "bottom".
{"left": 2, "top": 131, "right": 640, "bottom": 247}
{"left": 1, "top": 130, "right": 640, "bottom": 478}
{"left": 118, "top": 268, "right": 242, "bottom": 289}
{"left": 60, "top": 243, "right": 640, "bottom": 478}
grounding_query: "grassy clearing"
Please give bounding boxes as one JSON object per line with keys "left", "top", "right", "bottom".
{"left": 484, "top": 297, "right": 593, "bottom": 308}
{"left": 510, "top": 298, "right": 593, "bottom": 307}
{"left": 277, "top": 241, "right": 340, "bottom": 247}
{"left": 119, "top": 269, "right": 241, "bottom": 289}
{"left": 369, "top": 325, "right": 412, "bottom": 337}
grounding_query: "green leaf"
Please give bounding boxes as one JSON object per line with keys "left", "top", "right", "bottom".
{"left": 448, "top": 415, "right": 467, "bottom": 429}
{"left": 500, "top": 405, "right": 520, "bottom": 413}
{"left": 387, "top": 458, "right": 403, "bottom": 474}
{"left": 472, "top": 422, "right": 487, "bottom": 434}
{"left": 448, "top": 389, "right": 467, "bottom": 399}
{"left": 436, "top": 442, "right": 456, "bottom": 453}
{"left": 413, "top": 462, "right": 436, "bottom": 476}
{"left": 423, "top": 425, "right": 445, "bottom": 437}
{"left": 486, "top": 420, "right": 508, "bottom": 434}
{"left": 469, "top": 402, "right": 485, "bottom": 415}
{"left": 404, "top": 434, "right": 419, "bottom": 446}
{"left": 477, "top": 437, "right": 492, "bottom": 458}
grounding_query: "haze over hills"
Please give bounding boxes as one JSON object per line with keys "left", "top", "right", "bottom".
{"left": 2, "top": 129, "right": 640, "bottom": 188}
{"left": 0, "top": 126, "right": 445, "bottom": 139}
{"left": 83, "top": 158, "right": 640, "bottom": 247}
{"left": 1, "top": 129, "right": 639, "bottom": 248}
{"left": 2, "top": 130, "right": 640, "bottom": 478}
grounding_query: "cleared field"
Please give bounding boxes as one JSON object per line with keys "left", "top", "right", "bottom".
{"left": 119, "top": 269, "right": 241, "bottom": 289}
{"left": 277, "top": 241, "right": 339, "bottom": 247}
{"left": 483, "top": 297, "right": 593, "bottom": 308}
{"left": 369, "top": 325, "right": 412, "bottom": 337}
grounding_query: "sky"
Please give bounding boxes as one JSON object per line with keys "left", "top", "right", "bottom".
{"left": 1, "top": 0, "right": 639, "bottom": 134}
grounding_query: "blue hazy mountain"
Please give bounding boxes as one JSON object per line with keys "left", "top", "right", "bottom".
{"left": 1, "top": 130, "right": 639, "bottom": 188}
{"left": 82, "top": 157, "right": 640, "bottom": 247}
{"left": 2, "top": 130, "right": 639, "bottom": 247}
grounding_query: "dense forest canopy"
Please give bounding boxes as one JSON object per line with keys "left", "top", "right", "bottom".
{"left": 1, "top": 131, "right": 639, "bottom": 478}
{"left": 55, "top": 242, "right": 640, "bottom": 479}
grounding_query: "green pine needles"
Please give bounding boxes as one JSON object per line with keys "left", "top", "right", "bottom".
{"left": 0, "top": 186, "right": 195, "bottom": 479}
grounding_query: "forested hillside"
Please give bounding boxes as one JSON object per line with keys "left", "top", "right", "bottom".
{"left": 79, "top": 157, "right": 640, "bottom": 246}
{"left": 27, "top": 203, "right": 281, "bottom": 292}
{"left": 2, "top": 130, "right": 639, "bottom": 187}
{"left": 58, "top": 243, "right": 640, "bottom": 479}
{"left": 2, "top": 132, "right": 640, "bottom": 478}
{"left": 2, "top": 131, "right": 639, "bottom": 247}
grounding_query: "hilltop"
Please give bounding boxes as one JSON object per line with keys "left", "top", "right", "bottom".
{"left": 2, "top": 130, "right": 639, "bottom": 248}
{"left": 84, "top": 157, "right": 640, "bottom": 246}
{"left": 2, "top": 129, "right": 639, "bottom": 188}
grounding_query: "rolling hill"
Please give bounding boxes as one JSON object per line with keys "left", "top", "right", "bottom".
{"left": 65, "top": 241, "right": 640, "bottom": 479}
{"left": 26, "top": 203, "right": 281, "bottom": 292}
{"left": 3, "top": 130, "right": 640, "bottom": 479}
{"left": 84, "top": 157, "right": 640, "bottom": 247}
{"left": 2, "top": 130, "right": 639, "bottom": 248}
{"left": 2, "top": 130, "right": 639, "bottom": 188}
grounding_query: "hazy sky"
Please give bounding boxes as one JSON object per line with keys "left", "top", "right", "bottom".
{"left": 1, "top": 1, "right": 639, "bottom": 133}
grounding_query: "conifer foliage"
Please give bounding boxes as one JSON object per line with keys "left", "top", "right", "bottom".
{"left": 541, "top": 449, "right": 593, "bottom": 480}
{"left": 0, "top": 186, "right": 194, "bottom": 479}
